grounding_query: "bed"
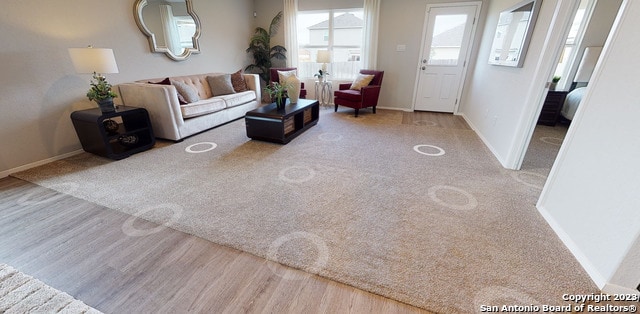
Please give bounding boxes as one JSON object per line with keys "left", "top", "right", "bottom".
{"left": 560, "top": 86, "right": 586, "bottom": 121}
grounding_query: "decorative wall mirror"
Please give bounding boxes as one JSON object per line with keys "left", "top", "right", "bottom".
{"left": 488, "top": 0, "right": 542, "bottom": 67}
{"left": 134, "top": 0, "right": 201, "bottom": 61}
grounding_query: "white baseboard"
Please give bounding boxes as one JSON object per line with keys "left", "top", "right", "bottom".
{"left": 458, "top": 113, "right": 509, "bottom": 168}
{"left": 373, "top": 106, "right": 412, "bottom": 112}
{"left": 536, "top": 204, "right": 607, "bottom": 288}
{"left": 602, "top": 283, "right": 640, "bottom": 295}
{"left": 0, "top": 149, "right": 84, "bottom": 179}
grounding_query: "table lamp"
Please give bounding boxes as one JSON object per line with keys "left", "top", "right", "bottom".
{"left": 316, "top": 50, "right": 331, "bottom": 74}
{"left": 68, "top": 46, "right": 120, "bottom": 113}
{"left": 68, "top": 46, "right": 119, "bottom": 77}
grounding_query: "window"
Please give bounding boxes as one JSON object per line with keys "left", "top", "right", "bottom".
{"left": 428, "top": 14, "right": 468, "bottom": 66}
{"left": 296, "top": 9, "right": 364, "bottom": 80}
{"left": 553, "top": 0, "right": 595, "bottom": 90}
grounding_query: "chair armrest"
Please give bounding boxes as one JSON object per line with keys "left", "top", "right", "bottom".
{"left": 338, "top": 83, "right": 351, "bottom": 90}
{"left": 361, "top": 85, "right": 381, "bottom": 106}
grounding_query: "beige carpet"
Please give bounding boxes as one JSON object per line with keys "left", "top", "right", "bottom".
{"left": 0, "top": 263, "right": 101, "bottom": 313}
{"left": 13, "top": 109, "right": 596, "bottom": 313}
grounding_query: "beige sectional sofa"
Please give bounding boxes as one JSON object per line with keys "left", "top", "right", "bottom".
{"left": 117, "top": 72, "right": 261, "bottom": 141}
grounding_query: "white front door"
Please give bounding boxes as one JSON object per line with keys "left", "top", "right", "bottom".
{"left": 414, "top": 3, "right": 480, "bottom": 113}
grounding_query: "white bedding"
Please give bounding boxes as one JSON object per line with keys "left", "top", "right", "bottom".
{"left": 561, "top": 87, "right": 586, "bottom": 120}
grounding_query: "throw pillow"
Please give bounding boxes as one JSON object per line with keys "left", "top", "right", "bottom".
{"left": 207, "top": 74, "right": 236, "bottom": 96}
{"left": 171, "top": 80, "right": 200, "bottom": 103}
{"left": 230, "top": 69, "right": 248, "bottom": 92}
{"left": 148, "top": 77, "right": 170, "bottom": 85}
{"left": 277, "top": 70, "right": 297, "bottom": 83}
{"left": 350, "top": 74, "right": 375, "bottom": 90}
{"left": 150, "top": 77, "right": 187, "bottom": 104}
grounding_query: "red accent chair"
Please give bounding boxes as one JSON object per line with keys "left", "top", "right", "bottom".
{"left": 269, "top": 67, "right": 307, "bottom": 99}
{"left": 334, "top": 70, "right": 384, "bottom": 117}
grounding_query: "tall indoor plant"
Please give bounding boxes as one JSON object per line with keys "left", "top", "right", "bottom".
{"left": 245, "top": 11, "right": 287, "bottom": 84}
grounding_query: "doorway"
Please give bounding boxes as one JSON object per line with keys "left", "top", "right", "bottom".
{"left": 413, "top": 2, "right": 481, "bottom": 113}
{"left": 520, "top": 0, "right": 622, "bottom": 175}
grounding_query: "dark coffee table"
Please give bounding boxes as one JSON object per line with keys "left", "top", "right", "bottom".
{"left": 245, "top": 98, "right": 319, "bottom": 144}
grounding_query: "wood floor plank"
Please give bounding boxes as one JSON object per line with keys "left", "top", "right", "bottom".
{"left": 0, "top": 176, "right": 432, "bottom": 313}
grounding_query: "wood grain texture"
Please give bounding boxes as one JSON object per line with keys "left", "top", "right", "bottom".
{"left": 402, "top": 111, "right": 471, "bottom": 130}
{"left": 0, "top": 177, "right": 431, "bottom": 314}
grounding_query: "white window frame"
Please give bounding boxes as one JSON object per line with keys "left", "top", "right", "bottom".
{"left": 296, "top": 8, "right": 364, "bottom": 80}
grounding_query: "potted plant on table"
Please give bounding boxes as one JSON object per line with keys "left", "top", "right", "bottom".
{"left": 264, "top": 81, "right": 292, "bottom": 110}
{"left": 314, "top": 69, "right": 329, "bottom": 83}
{"left": 86, "top": 72, "right": 118, "bottom": 113}
{"left": 550, "top": 75, "right": 561, "bottom": 90}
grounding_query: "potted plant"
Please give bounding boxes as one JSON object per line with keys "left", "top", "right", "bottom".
{"left": 87, "top": 72, "right": 118, "bottom": 113}
{"left": 550, "top": 75, "right": 561, "bottom": 90}
{"left": 313, "top": 69, "right": 329, "bottom": 82}
{"left": 264, "top": 81, "right": 292, "bottom": 110}
{"left": 245, "top": 11, "right": 287, "bottom": 84}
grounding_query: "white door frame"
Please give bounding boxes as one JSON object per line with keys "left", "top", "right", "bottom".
{"left": 509, "top": 0, "right": 583, "bottom": 170}
{"left": 412, "top": 1, "right": 482, "bottom": 113}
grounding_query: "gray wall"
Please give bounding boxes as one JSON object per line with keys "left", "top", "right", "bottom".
{"left": 0, "top": 0, "right": 254, "bottom": 175}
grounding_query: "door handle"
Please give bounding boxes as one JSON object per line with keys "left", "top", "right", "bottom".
{"left": 421, "top": 66, "right": 426, "bottom": 70}
{"left": 422, "top": 59, "right": 427, "bottom": 63}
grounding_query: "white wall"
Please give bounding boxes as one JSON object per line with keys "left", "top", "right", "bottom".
{"left": 538, "top": 0, "right": 640, "bottom": 291}
{"left": 0, "top": 0, "right": 254, "bottom": 176}
{"left": 457, "top": 0, "right": 563, "bottom": 167}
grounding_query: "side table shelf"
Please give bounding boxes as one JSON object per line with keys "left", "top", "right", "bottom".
{"left": 71, "top": 106, "right": 155, "bottom": 160}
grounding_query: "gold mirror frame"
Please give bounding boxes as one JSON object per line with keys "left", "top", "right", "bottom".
{"left": 134, "top": 0, "right": 201, "bottom": 61}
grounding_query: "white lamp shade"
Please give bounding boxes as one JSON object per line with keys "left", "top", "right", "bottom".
{"left": 68, "top": 47, "right": 119, "bottom": 74}
{"left": 316, "top": 50, "right": 331, "bottom": 63}
{"left": 574, "top": 46, "right": 602, "bottom": 83}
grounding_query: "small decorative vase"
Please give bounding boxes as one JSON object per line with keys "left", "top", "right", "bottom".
{"left": 275, "top": 97, "right": 287, "bottom": 110}
{"left": 98, "top": 98, "right": 115, "bottom": 113}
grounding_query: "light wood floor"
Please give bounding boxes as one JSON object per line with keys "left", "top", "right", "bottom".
{"left": 0, "top": 176, "right": 432, "bottom": 314}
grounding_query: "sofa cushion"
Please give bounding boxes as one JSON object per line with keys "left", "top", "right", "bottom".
{"left": 149, "top": 78, "right": 187, "bottom": 104}
{"left": 350, "top": 74, "right": 375, "bottom": 90}
{"left": 277, "top": 70, "right": 297, "bottom": 83}
{"left": 207, "top": 74, "right": 236, "bottom": 96}
{"left": 334, "top": 89, "right": 362, "bottom": 102}
{"left": 169, "top": 75, "right": 214, "bottom": 99}
{"left": 180, "top": 98, "right": 226, "bottom": 118}
{"left": 230, "top": 69, "right": 248, "bottom": 92}
{"left": 171, "top": 80, "right": 200, "bottom": 103}
{"left": 219, "top": 90, "right": 257, "bottom": 108}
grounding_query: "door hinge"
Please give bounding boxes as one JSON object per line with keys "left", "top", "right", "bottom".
{"left": 473, "top": 17, "right": 476, "bottom": 25}
{"left": 463, "top": 60, "right": 467, "bottom": 67}
{"left": 455, "top": 98, "right": 458, "bottom": 105}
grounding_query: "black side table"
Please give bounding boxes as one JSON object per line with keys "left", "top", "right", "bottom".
{"left": 71, "top": 106, "right": 155, "bottom": 160}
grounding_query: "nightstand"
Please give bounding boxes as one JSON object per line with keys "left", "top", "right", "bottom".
{"left": 537, "top": 90, "right": 569, "bottom": 126}
{"left": 70, "top": 106, "right": 155, "bottom": 160}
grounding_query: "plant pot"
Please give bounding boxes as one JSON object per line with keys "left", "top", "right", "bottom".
{"left": 97, "top": 98, "right": 115, "bottom": 113}
{"left": 275, "top": 97, "right": 287, "bottom": 110}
